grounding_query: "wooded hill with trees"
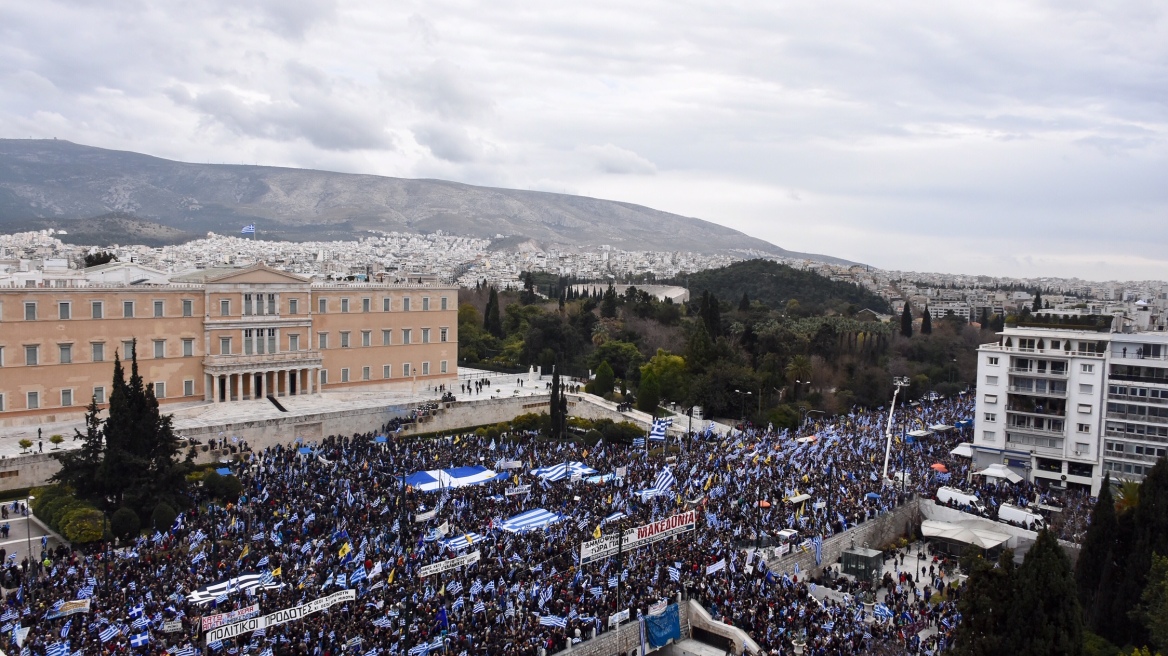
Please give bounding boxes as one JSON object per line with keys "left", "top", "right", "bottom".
{"left": 460, "top": 259, "right": 982, "bottom": 429}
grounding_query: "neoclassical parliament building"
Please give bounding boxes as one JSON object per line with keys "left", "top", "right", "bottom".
{"left": 0, "top": 263, "right": 458, "bottom": 427}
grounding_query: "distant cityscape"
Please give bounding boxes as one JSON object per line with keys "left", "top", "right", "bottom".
{"left": 2, "top": 228, "right": 1164, "bottom": 332}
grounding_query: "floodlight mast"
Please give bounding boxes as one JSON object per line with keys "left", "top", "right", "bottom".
{"left": 881, "top": 377, "right": 911, "bottom": 483}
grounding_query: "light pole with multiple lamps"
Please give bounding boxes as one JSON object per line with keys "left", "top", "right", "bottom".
{"left": 881, "top": 377, "right": 911, "bottom": 483}
{"left": 733, "top": 389, "right": 752, "bottom": 426}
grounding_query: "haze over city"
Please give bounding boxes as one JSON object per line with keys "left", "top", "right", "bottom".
{"left": 2, "top": 1, "right": 1166, "bottom": 279}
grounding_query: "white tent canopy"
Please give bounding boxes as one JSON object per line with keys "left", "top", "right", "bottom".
{"left": 950, "top": 443, "right": 974, "bottom": 458}
{"left": 921, "top": 520, "right": 1011, "bottom": 550}
{"left": 975, "top": 463, "right": 1023, "bottom": 484}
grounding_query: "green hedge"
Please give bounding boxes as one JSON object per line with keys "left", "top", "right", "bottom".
{"left": 29, "top": 485, "right": 104, "bottom": 544}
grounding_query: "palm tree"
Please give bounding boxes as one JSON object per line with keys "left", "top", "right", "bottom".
{"left": 1115, "top": 479, "right": 1141, "bottom": 514}
{"left": 785, "top": 355, "right": 813, "bottom": 400}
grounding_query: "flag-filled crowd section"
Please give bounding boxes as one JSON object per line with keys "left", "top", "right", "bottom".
{"left": 7, "top": 394, "right": 1087, "bottom": 656}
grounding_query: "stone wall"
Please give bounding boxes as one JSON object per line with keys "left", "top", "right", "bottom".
{"left": 558, "top": 602, "right": 692, "bottom": 656}
{"left": 764, "top": 498, "right": 922, "bottom": 577}
{"left": 0, "top": 452, "right": 65, "bottom": 492}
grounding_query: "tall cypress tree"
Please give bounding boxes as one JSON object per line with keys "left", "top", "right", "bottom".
{"left": 1008, "top": 529, "right": 1083, "bottom": 656}
{"left": 951, "top": 549, "right": 1016, "bottom": 656}
{"left": 900, "top": 302, "right": 914, "bottom": 338}
{"left": 1077, "top": 474, "right": 1116, "bottom": 620}
{"left": 921, "top": 306, "right": 933, "bottom": 334}
{"left": 484, "top": 287, "right": 504, "bottom": 339}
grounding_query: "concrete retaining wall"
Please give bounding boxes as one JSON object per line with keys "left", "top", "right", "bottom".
{"left": 764, "top": 498, "right": 922, "bottom": 577}
{"left": 557, "top": 602, "right": 692, "bottom": 656}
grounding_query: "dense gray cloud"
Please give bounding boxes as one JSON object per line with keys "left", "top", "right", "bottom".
{"left": 0, "top": 0, "right": 1165, "bottom": 279}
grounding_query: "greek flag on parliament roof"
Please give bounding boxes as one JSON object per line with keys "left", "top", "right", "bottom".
{"left": 648, "top": 418, "right": 673, "bottom": 441}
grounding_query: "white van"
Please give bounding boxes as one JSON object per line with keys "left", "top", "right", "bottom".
{"left": 936, "top": 486, "right": 987, "bottom": 515}
{"left": 997, "top": 503, "right": 1046, "bottom": 530}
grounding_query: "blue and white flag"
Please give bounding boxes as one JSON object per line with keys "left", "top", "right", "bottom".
{"left": 812, "top": 535, "right": 823, "bottom": 566}
{"left": 129, "top": 632, "right": 150, "bottom": 648}
{"left": 632, "top": 438, "right": 645, "bottom": 448}
{"left": 653, "top": 468, "right": 675, "bottom": 493}
{"left": 539, "top": 615, "right": 567, "bottom": 628}
{"left": 241, "top": 224, "right": 256, "bottom": 234}
{"left": 99, "top": 626, "right": 119, "bottom": 643}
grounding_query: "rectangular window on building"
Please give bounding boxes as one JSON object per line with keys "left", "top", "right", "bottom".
{"left": 289, "top": 334, "right": 300, "bottom": 351}
{"left": 154, "top": 300, "right": 164, "bottom": 317}
{"left": 422, "top": 297, "right": 430, "bottom": 311}
{"left": 94, "top": 386, "right": 105, "bottom": 404}
{"left": 268, "top": 294, "right": 276, "bottom": 315}
{"left": 25, "top": 345, "right": 38, "bottom": 366}
{"left": 123, "top": 301, "right": 134, "bottom": 318}
{"left": 422, "top": 362, "right": 430, "bottom": 375}
{"left": 984, "top": 412, "right": 996, "bottom": 422}
{"left": 244, "top": 329, "right": 254, "bottom": 355}
{"left": 184, "top": 380, "right": 194, "bottom": 397}
{"left": 441, "top": 297, "right": 448, "bottom": 311}
{"left": 363, "top": 298, "right": 371, "bottom": 313}
{"left": 440, "top": 328, "right": 448, "bottom": 343}
{"left": 154, "top": 340, "right": 166, "bottom": 359}
{"left": 58, "top": 302, "right": 71, "bottom": 320}
{"left": 441, "top": 360, "right": 448, "bottom": 374}
{"left": 318, "top": 333, "right": 329, "bottom": 349}
{"left": 403, "top": 363, "right": 411, "bottom": 377}
{"left": 403, "top": 297, "right": 411, "bottom": 312}
{"left": 24, "top": 302, "right": 36, "bottom": 321}
{"left": 340, "top": 332, "right": 350, "bottom": 348}
{"left": 92, "top": 342, "right": 105, "bottom": 362}
{"left": 1077, "top": 423, "right": 1091, "bottom": 433}
{"left": 220, "top": 299, "right": 230, "bottom": 316}
{"left": 321, "top": 369, "right": 328, "bottom": 385}
{"left": 987, "top": 356, "right": 998, "bottom": 366}
{"left": 220, "top": 337, "right": 231, "bottom": 355}
{"left": 267, "top": 328, "right": 275, "bottom": 354}
{"left": 383, "top": 364, "right": 391, "bottom": 378}
{"left": 383, "top": 297, "right": 391, "bottom": 312}
{"left": 341, "top": 368, "right": 350, "bottom": 383}
{"left": 402, "top": 329, "right": 411, "bottom": 345}
{"left": 183, "top": 299, "right": 193, "bottom": 317}
{"left": 153, "top": 382, "right": 165, "bottom": 399}
{"left": 361, "top": 331, "right": 371, "bottom": 347}
{"left": 0, "top": 394, "right": 4, "bottom": 412}
{"left": 984, "top": 394, "right": 997, "bottom": 404}
{"left": 422, "top": 328, "right": 430, "bottom": 344}
{"left": 182, "top": 339, "right": 194, "bottom": 357}
{"left": 982, "top": 430, "right": 995, "bottom": 442}
{"left": 319, "top": 298, "right": 327, "bottom": 314}
{"left": 1080, "top": 383, "right": 1094, "bottom": 394}
{"left": 382, "top": 330, "right": 391, "bottom": 346}
{"left": 27, "top": 391, "right": 38, "bottom": 410}
{"left": 1082, "top": 364, "right": 1095, "bottom": 373}
{"left": 362, "top": 366, "right": 370, "bottom": 380}
{"left": 341, "top": 298, "right": 350, "bottom": 313}
{"left": 985, "top": 375, "right": 998, "bottom": 385}
{"left": 59, "top": 344, "right": 72, "bottom": 364}
{"left": 1079, "top": 404, "right": 1093, "bottom": 414}
{"left": 244, "top": 294, "right": 253, "bottom": 316}
{"left": 92, "top": 301, "right": 103, "bottom": 319}
{"left": 289, "top": 298, "right": 299, "bottom": 315}
{"left": 61, "top": 389, "right": 73, "bottom": 407}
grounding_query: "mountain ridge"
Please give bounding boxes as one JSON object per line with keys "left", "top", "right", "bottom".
{"left": 0, "top": 139, "right": 852, "bottom": 263}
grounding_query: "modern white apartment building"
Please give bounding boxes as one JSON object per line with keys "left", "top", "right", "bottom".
{"left": 973, "top": 319, "right": 1168, "bottom": 495}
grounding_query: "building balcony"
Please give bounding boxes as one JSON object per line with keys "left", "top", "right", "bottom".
{"left": 1105, "top": 450, "right": 1161, "bottom": 464}
{"left": 1008, "top": 386, "right": 1066, "bottom": 398}
{"left": 203, "top": 350, "right": 323, "bottom": 373}
{"left": 1109, "top": 393, "right": 1167, "bottom": 406}
{"left": 1008, "top": 367, "right": 1068, "bottom": 377}
{"left": 1107, "top": 411, "right": 1168, "bottom": 426}
{"left": 1006, "top": 422, "right": 1065, "bottom": 436}
{"left": 1006, "top": 406, "right": 1066, "bottom": 419}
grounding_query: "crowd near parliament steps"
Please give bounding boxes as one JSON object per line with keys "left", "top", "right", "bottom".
{"left": 1, "top": 389, "right": 1103, "bottom": 656}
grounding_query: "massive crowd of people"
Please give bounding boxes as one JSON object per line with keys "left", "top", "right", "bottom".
{"left": 3, "top": 393, "right": 1091, "bottom": 655}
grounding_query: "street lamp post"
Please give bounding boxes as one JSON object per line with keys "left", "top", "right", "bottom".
{"left": 733, "top": 389, "right": 752, "bottom": 425}
{"left": 882, "top": 377, "right": 911, "bottom": 483}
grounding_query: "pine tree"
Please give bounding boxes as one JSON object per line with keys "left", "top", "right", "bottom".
{"left": 601, "top": 283, "right": 618, "bottom": 318}
{"left": 1077, "top": 474, "right": 1117, "bottom": 620}
{"left": 636, "top": 370, "right": 660, "bottom": 415}
{"left": 1032, "top": 290, "right": 1043, "bottom": 312}
{"left": 51, "top": 395, "right": 106, "bottom": 501}
{"left": 738, "top": 292, "right": 750, "bottom": 312}
{"left": 951, "top": 550, "right": 1016, "bottom": 656}
{"left": 900, "top": 302, "right": 914, "bottom": 338}
{"left": 921, "top": 306, "right": 933, "bottom": 334}
{"left": 592, "top": 361, "right": 615, "bottom": 399}
{"left": 1008, "top": 529, "right": 1083, "bottom": 656}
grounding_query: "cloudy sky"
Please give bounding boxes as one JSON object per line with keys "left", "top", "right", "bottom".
{"left": 2, "top": 1, "right": 1166, "bottom": 280}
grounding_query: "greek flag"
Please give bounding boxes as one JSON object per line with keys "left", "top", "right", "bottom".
{"left": 129, "top": 632, "right": 150, "bottom": 648}
{"left": 350, "top": 567, "right": 367, "bottom": 585}
{"left": 408, "top": 644, "right": 429, "bottom": 656}
{"left": 470, "top": 580, "right": 483, "bottom": 596}
{"left": 654, "top": 468, "right": 675, "bottom": 493}
{"left": 99, "top": 626, "right": 119, "bottom": 642}
{"left": 46, "top": 644, "right": 69, "bottom": 656}
{"left": 649, "top": 418, "right": 672, "bottom": 441}
{"left": 668, "top": 566, "right": 680, "bottom": 582}
{"left": 190, "top": 551, "right": 206, "bottom": 565}
{"left": 608, "top": 576, "right": 618, "bottom": 588}
{"left": 539, "top": 615, "right": 567, "bottom": 628}
{"left": 452, "top": 597, "right": 465, "bottom": 611}
{"left": 873, "top": 603, "right": 894, "bottom": 620}
{"left": 447, "top": 581, "right": 463, "bottom": 595}
{"left": 241, "top": 224, "right": 256, "bottom": 234}
{"left": 812, "top": 535, "right": 823, "bottom": 566}
{"left": 474, "top": 600, "right": 485, "bottom": 614}
{"left": 632, "top": 438, "right": 645, "bottom": 448}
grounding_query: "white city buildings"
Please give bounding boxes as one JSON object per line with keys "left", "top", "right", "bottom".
{"left": 973, "top": 319, "right": 1168, "bottom": 495}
